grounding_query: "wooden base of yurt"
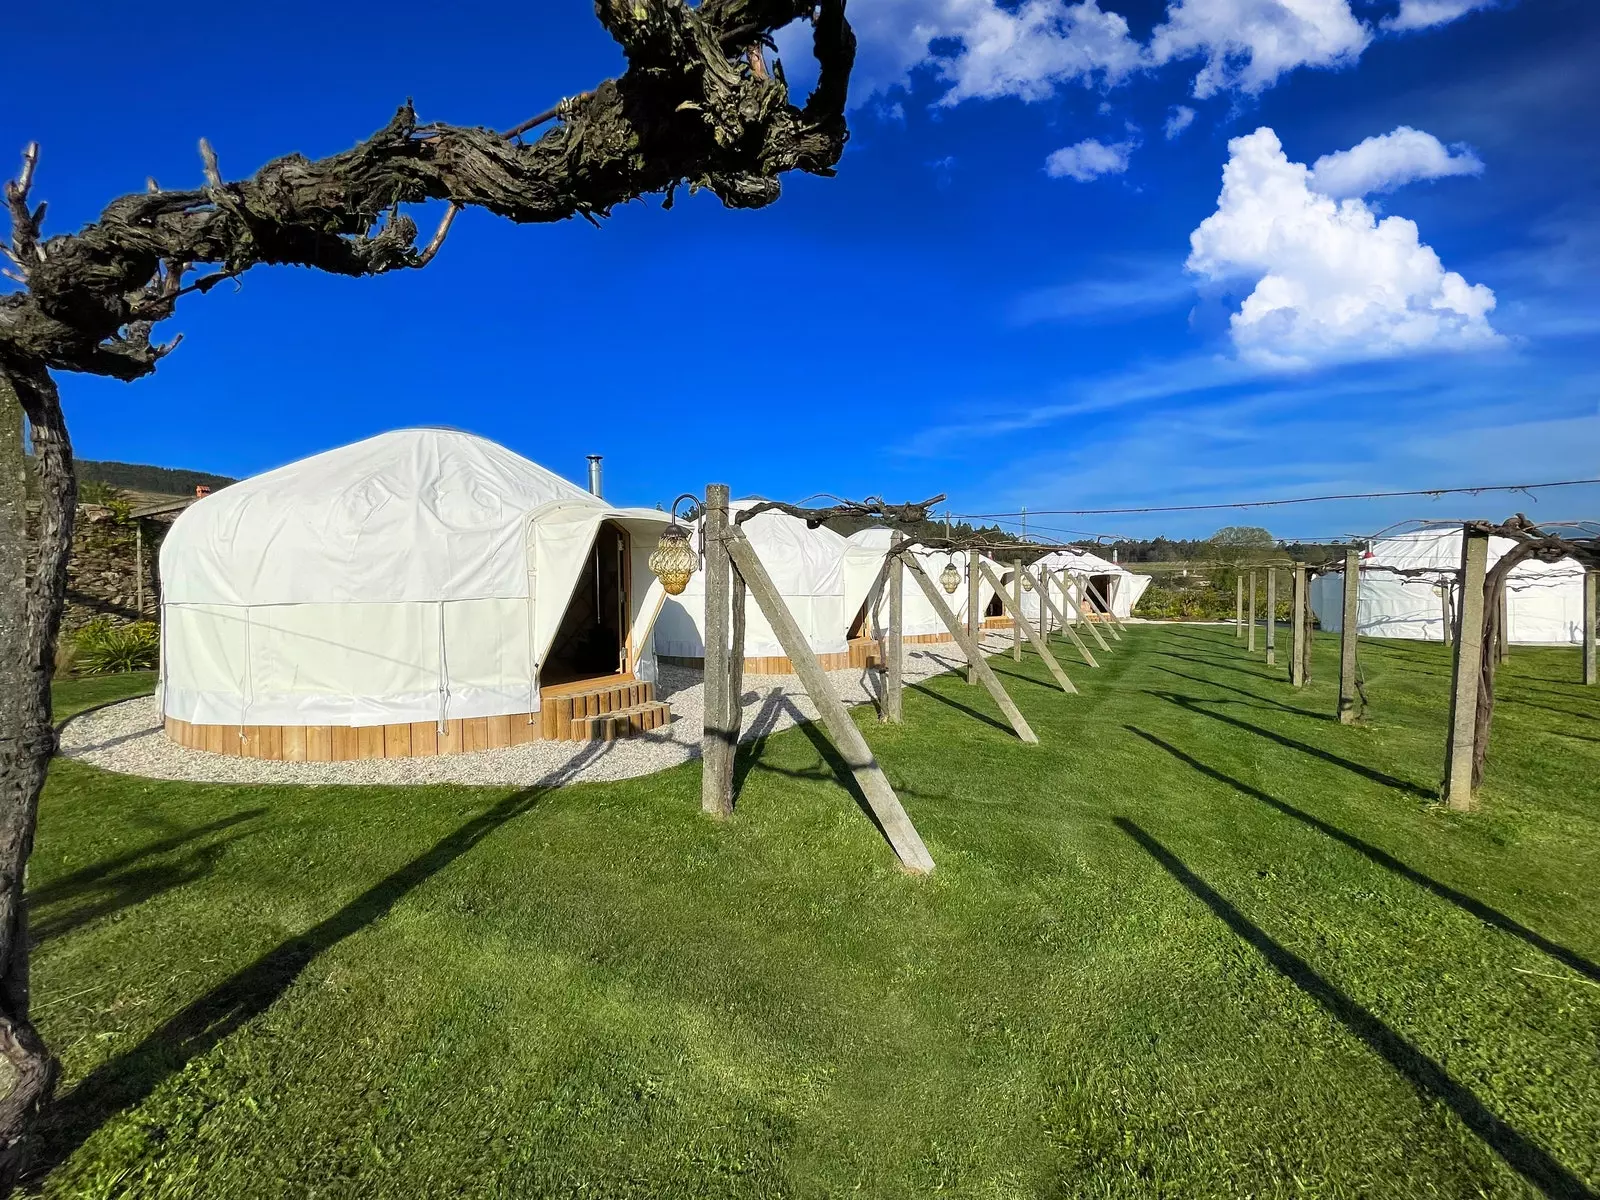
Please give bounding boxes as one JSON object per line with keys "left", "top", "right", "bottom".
{"left": 659, "top": 635, "right": 887, "bottom": 676}
{"left": 165, "top": 675, "right": 672, "bottom": 761}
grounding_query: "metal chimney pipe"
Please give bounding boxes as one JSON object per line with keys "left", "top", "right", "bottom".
{"left": 586, "top": 455, "right": 603, "bottom": 498}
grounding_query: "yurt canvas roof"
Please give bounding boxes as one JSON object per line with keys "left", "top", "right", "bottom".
{"left": 1016, "top": 548, "right": 1152, "bottom": 619}
{"left": 654, "top": 501, "right": 851, "bottom": 660}
{"left": 159, "top": 429, "right": 671, "bottom": 728}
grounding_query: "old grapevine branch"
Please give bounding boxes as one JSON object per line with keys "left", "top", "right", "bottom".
{"left": 735, "top": 493, "right": 947, "bottom": 529}
{"left": 0, "top": 0, "right": 855, "bottom": 381}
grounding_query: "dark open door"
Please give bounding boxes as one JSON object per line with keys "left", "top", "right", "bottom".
{"left": 542, "top": 522, "right": 632, "bottom": 686}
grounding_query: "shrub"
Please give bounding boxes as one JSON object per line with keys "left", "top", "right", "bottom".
{"left": 74, "top": 618, "right": 160, "bottom": 675}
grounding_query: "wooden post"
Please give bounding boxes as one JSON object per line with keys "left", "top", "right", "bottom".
{"left": 1011, "top": 558, "right": 1022, "bottom": 663}
{"left": 1338, "top": 549, "right": 1361, "bottom": 724}
{"left": 1584, "top": 570, "right": 1597, "bottom": 686}
{"left": 1265, "top": 568, "right": 1276, "bottom": 666}
{"left": 979, "top": 561, "right": 1076, "bottom": 694}
{"left": 1497, "top": 584, "right": 1511, "bottom": 665}
{"left": 1085, "top": 578, "right": 1123, "bottom": 641}
{"left": 725, "top": 531, "right": 935, "bottom": 873}
{"left": 884, "top": 536, "right": 904, "bottom": 723}
{"left": 1022, "top": 566, "right": 1098, "bottom": 668}
{"left": 904, "top": 556, "right": 1038, "bottom": 744}
{"left": 1443, "top": 526, "right": 1491, "bottom": 810}
{"left": 1440, "top": 581, "right": 1453, "bottom": 647}
{"left": 1073, "top": 577, "right": 1111, "bottom": 652}
{"left": 700, "top": 484, "right": 733, "bottom": 818}
{"left": 1037, "top": 568, "right": 1049, "bottom": 644}
{"left": 1235, "top": 574, "right": 1244, "bottom": 638}
{"left": 1247, "top": 571, "right": 1257, "bottom": 652}
{"left": 966, "top": 548, "right": 979, "bottom": 686}
{"left": 1290, "top": 565, "right": 1307, "bottom": 688}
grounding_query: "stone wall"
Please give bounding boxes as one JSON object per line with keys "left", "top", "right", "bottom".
{"left": 26, "top": 503, "right": 175, "bottom": 635}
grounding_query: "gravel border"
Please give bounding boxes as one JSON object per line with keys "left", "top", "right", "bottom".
{"left": 59, "top": 635, "right": 1016, "bottom": 788}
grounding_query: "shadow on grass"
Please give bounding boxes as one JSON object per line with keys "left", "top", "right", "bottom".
{"left": 1149, "top": 665, "right": 1328, "bottom": 722}
{"left": 1115, "top": 816, "right": 1597, "bottom": 1200}
{"left": 30, "top": 811, "right": 268, "bottom": 944}
{"left": 1125, "top": 727, "right": 1600, "bottom": 984}
{"left": 989, "top": 664, "right": 1067, "bottom": 695}
{"left": 904, "top": 681, "right": 1013, "bottom": 736}
{"left": 1145, "top": 690, "right": 1435, "bottom": 800}
{"left": 30, "top": 748, "right": 604, "bottom": 1184}
{"left": 1157, "top": 648, "right": 1292, "bottom": 687}
{"left": 1498, "top": 694, "right": 1598, "bottom": 725}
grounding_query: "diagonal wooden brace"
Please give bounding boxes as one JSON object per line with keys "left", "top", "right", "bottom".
{"left": 902, "top": 555, "right": 1039, "bottom": 744}
{"left": 978, "top": 561, "right": 1077, "bottom": 694}
{"left": 725, "top": 530, "right": 936, "bottom": 873}
{"left": 1019, "top": 566, "right": 1098, "bottom": 668}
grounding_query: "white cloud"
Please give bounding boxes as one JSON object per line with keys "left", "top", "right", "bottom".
{"left": 822, "top": 0, "right": 1490, "bottom": 108}
{"left": 1308, "top": 126, "right": 1482, "bottom": 197}
{"left": 1046, "top": 137, "right": 1136, "bottom": 180}
{"left": 1150, "top": 0, "right": 1371, "bottom": 97}
{"left": 1383, "top": 0, "right": 1493, "bottom": 32}
{"left": 1164, "top": 105, "right": 1196, "bottom": 139}
{"left": 1186, "top": 127, "right": 1500, "bottom": 367}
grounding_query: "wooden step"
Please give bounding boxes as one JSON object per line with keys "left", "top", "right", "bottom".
{"left": 540, "top": 679, "right": 659, "bottom": 741}
{"left": 569, "top": 701, "right": 673, "bottom": 742}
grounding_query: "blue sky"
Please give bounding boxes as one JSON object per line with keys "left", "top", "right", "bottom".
{"left": 7, "top": 0, "right": 1598, "bottom": 541}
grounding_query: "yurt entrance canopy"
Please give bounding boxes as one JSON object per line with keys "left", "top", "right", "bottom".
{"left": 654, "top": 501, "right": 853, "bottom": 671}
{"left": 158, "top": 429, "right": 672, "bottom": 732}
{"left": 1311, "top": 528, "right": 1589, "bottom": 644}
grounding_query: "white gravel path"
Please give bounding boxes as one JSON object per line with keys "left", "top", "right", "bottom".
{"left": 59, "top": 634, "right": 1017, "bottom": 788}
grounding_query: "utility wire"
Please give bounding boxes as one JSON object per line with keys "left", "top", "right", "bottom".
{"left": 954, "top": 477, "right": 1600, "bottom": 519}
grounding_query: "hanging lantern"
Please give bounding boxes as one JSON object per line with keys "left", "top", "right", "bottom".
{"left": 940, "top": 560, "right": 961, "bottom": 595}
{"left": 649, "top": 522, "right": 697, "bottom": 596}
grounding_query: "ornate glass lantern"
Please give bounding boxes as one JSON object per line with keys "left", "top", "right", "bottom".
{"left": 649, "top": 493, "right": 703, "bottom": 596}
{"left": 940, "top": 560, "right": 961, "bottom": 595}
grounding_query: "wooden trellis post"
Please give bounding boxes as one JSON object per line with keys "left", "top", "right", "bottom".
{"left": 1290, "top": 564, "right": 1307, "bottom": 687}
{"left": 1037, "top": 568, "right": 1049, "bottom": 644}
{"left": 966, "top": 548, "right": 979, "bottom": 686}
{"left": 1443, "top": 525, "right": 1491, "bottom": 810}
{"left": 884, "top": 533, "right": 904, "bottom": 722}
{"left": 979, "top": 561, "right": 1076, "bottom": 694}
{"left": 1247, "top": 571, "right": 1257, "bottom": 652}
{"left": 903, "top": 557, "right": 1038, "bottom": 743}
{"left": 1021, "top": 566, "right": 1098, "bottom": 668}
{"left": 1235, "top": 575, "right": 1244, "bottom": 638}
{"left": 1011, "top": 558, "right": 1023, "bottom": 663}
{"left": 1585, "top": 570, "right": 1597, "bottom": 686}
{"left": 701, "top": 484, "right": 734, "bottom": 818}
{"left": 1073, "top": 577, "right": 1112, "bottom": 652}
{"left": 1338, "top": 549, "right": 1361, "bottom": 724}
{"left": 725, "top": 530, "right": 935, "bottom": 873}
{"left": 1440, "top": 581, "right": 1453, "bottom": 646}
{"left": 1265, "top": 569, "right": 1276, "bottom": 666}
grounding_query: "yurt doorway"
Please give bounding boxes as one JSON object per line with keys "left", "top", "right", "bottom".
{"left": 543, "top": 522, "right": 631, "bottom": 686}
{"left": 1086, "top": 574, "right": 1117, "bottom": 614}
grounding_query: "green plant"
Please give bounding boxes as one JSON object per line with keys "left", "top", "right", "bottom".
{"left": 73, "top": 617, "right": 159, "bottom": 675}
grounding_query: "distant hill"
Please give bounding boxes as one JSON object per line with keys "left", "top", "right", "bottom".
{"left": 24, "top": 456, "right": 236, "bottom": 500}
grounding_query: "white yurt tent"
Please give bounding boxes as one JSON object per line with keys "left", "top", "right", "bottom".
{"left": 654, "top": 501, "right": 852, "bottom": 670}
{"left": 840, "top": 530, "right": 998, "bottom": 642}
{"left": 159, "top": 429, "right": 672, "bottom": 740}
{"left": 1005, "top": 549, "right": 1151, "bottom": 622}
{"left": 1311, "top": 528, "right": 1589, "bottom": 644}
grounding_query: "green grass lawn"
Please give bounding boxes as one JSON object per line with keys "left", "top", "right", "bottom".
{"left": 27, "top": 627, "right": 1600, "bottom": 1198}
